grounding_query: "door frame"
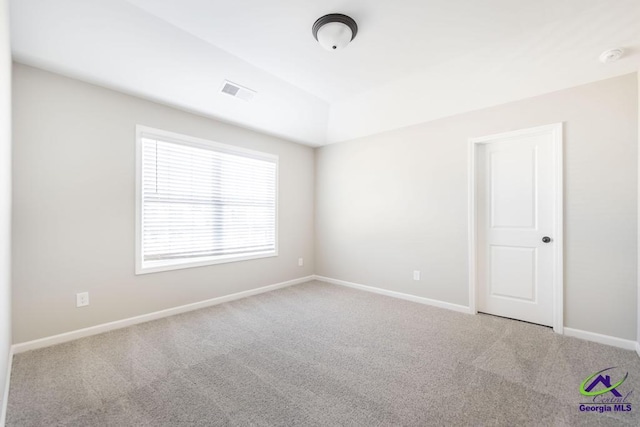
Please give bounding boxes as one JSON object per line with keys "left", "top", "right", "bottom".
{"left": 467, "top": 123, "right": 564, "bottom": 334}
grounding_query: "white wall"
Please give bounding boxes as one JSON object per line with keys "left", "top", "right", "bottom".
{"left": 11, "top": 64, "right": 315, "bottom": 343}
{"left": 11, "top": 0, "right": 330, "bottom": 147}
{"left": 0, "top": 0, "right": 11, "bottom": 420}
{"left": 326, "top": 0, "right": 640, "bottom": 145}
{"left": 317, "top": 74, "right": 638, "bottom": 340}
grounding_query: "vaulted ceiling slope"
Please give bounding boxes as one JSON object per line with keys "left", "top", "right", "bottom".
{"left": 10, "top": 0, "right": 640, "bottom": 146}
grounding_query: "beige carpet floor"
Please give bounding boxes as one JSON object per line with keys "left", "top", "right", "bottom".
{"left": 6, "top": 280, "right": 640, "bottom": 426}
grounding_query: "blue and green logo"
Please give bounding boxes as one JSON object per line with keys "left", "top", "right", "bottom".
{"left": 578, "top": 367, "right": 633, "bottom": 414}
{"left": 580, "top": 367, "right": 628, "bottom": 397}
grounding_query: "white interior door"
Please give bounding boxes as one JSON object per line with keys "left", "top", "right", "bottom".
{"left": 476, "top": 126, "right": 560, "bottom": 327}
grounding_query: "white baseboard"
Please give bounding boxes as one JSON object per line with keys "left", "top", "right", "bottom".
{"left": 8, "top": 274, "right": 639, "bottom": 360}
{"left": 0, "top": 346, "right": 13, "bottom": 427}
{"left": 312, "top": 276, "right": 640, "bottom": 354}
{"left": 12, "top": 275, "right": 314, "bottom": 355}
{"left": 313, "top": 275, "right": 473, "bottom": 314}
{"left": 564, "top": 327, "right": 637, "bottom": 351}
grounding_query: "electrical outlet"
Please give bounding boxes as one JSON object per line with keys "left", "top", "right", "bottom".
{"left": 413, "top": 270, "right": 421, "bottom": 281}
{"left": 76, "top": 292, "right": 89, "bottom": 307}
{"left": 298, "top": 258, "right": 304, "bottom": 267}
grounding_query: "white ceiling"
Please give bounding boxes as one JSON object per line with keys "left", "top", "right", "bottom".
{"left": 10, "top": 0, "right": 640, "bottom": 146}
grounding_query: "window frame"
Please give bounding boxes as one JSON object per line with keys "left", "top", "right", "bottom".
{"left": 135, "top": 125, "right": 279, "bottom": 275}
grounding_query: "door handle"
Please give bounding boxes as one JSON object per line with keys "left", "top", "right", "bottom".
{"left": 542, "top": 236, "right": 552, "bottom": 243}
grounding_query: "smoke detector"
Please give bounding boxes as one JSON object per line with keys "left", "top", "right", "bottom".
{"left": 599, "top": 48, "right": 624, "bottom": 64}
{"left": 220, "top": 80, "right": 256, "bottom": 101}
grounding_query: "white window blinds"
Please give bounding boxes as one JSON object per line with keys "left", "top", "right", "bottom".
{"left": 137, "top": 127, "right": 277, "bottom": 274}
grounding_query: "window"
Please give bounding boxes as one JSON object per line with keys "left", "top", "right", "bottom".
{"left": 136, "top": 126, "right": 278, "bottom": 274}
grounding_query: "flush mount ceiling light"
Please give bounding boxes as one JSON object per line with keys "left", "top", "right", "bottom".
{"left": 599, "top": 48, "right": 624, "bottom": 64}
{"left": 312, "top": 13, "right": 358, "bottom": 51}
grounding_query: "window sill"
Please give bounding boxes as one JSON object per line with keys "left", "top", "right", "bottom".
{"left": 135, "top": 251, "right": 278, "bottom": 275}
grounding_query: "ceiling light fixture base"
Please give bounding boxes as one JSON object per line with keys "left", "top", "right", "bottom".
{"left": 312, "top": 13, "right": 358, "bottom": 51}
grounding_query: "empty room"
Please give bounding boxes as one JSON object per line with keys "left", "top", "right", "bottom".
{"left": 1, "top": 0, "right": 640, "bottom": 426}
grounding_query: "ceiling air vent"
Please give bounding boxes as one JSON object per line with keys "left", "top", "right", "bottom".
{"left": 220, "top": 80, "right": 256, "bottom": 101}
